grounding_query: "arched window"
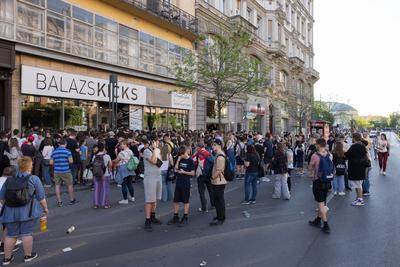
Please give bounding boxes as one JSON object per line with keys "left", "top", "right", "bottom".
{"left": 297, "top": 80, "right": 304, "bottom": 96}
{"left": 279, "top": 71, "right": 288, "bottom": 90}
{"left": 250, "top": 56, "right": 262, "bottom": 79}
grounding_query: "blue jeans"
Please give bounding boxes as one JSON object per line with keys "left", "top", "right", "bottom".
{"left": 161, "top": 170, "right": 173, "bottom": 202}
{"left": 362, "top": 167, "right": 371, "bottom": 193}
{"left": 41, "top": 162, "right": 52, "bottom": 185}
{"left": 121, "top": 176, "right": 134, "bottom": 200}
{"left": 332, "top": 175, "right": 345, "bottom": 193}
{"left": 70, "top": 164, "right": 78, "bottom": 183}
{"left": 244, "top": 172, "right": 258, "bottom": 201}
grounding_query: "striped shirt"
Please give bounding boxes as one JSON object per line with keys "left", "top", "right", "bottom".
{"left": 52, "top": 147, "right": 72, "bottom": 174}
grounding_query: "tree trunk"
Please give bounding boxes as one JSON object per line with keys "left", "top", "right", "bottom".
{"left": 217, "top": 100, "right": 223, "bottom": 132}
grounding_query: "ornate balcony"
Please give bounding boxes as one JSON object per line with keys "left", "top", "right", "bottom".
{"left": 306, "top": 67, "right": 320, "bottom": 82}
{"left": 289, "top": 56, "right": 305, "bottom": 71}
{"left": 101, "top": 0, "right": 198, "bottom": 40}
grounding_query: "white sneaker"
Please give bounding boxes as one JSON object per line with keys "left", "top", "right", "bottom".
{"left": 383, "top": 172, "right": 386, "bottom": 176}
{"left": 15, "top": 240, "right": 22, "bottom": 246}
{"left": 129, "top": 197, "right": 135, "bottom": 202}
{"left": 338, "top": 192, "right": 346, "bottom": 196}
{"left": 333, "top": 191, "right": 338, "bottom": 196}
{"left": 118, "top": 199, "right": 129, "bottom": 205}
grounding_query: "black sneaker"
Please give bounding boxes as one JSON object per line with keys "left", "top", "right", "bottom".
{"left": 167, "top": 216, "right": 180, "bottom": 225}
{"left": 151, "top": 217, "right": 163, "bottom": 225}
{"left": 144, "top": 220, "right": 153, "bottom": 232}
{"left": 24, "top": 252, "right": 38, "bottom": 263}
{"left": 321, "top": 223, "right": 331, "bottom": 234}
{"left": 2, "top": 255, "right": 14, "bottom": 266}
{"left": 209, "top": 219, "right": 224, "bottom": 226}
{"left": 69, "top": 199, "right": 79, "bottom": 205}
{"left": 57, "top": 202, "right": 63, "bottom": 207}
{"left": 179, "top": 216, "right": 188, "bottom": 226}
{"left": 308, "top": 218, "right": 321, "bottom": 228}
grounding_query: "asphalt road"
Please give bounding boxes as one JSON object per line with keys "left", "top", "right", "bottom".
{"left": 9, "top": 132, "right": 400, "bottom": 267}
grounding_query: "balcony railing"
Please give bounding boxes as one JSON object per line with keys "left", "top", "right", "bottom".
{"left": 121, "top": 0, "right": 197, "bottom": 34}
{"left": 289, "top": 56, "right": 305, "bottom": 68}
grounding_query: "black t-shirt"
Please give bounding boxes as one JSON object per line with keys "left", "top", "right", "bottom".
{"left": 66, "top": 138, "right": 79, "bottom": 163}
{"left": 245, "top": 152, "right": 260, "bottom": 173}
{"left": 21, "top": 143, "right": 36, "bottom": 158}
{"left": 176, "top": 157, "right": 194, "bottom": 188}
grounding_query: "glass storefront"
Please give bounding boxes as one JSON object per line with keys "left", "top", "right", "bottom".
{"left": 21, "top": 95, "right": 189, "bottom": 131}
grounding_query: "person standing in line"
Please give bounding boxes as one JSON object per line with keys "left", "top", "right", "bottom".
{"left": 345, "top": 133, "right": 368, "bottom": 207}
{"left": 235, "top": 137, "right": 246, "bottom": 180}
{"left": 167, "top": 146, "right": 195, "bottom": 226}
{"left": 50, "top": 139, "right": 78, "bottom": 207}
{"left": 92, "top": 143, "right": 112, "bottom": 209}
{"left": 361, "top": 132, "right": 373, "bottom": 196}
{"left": 372, "top": 135, "right": 378, "bottom": 160}
{"left": 308, "top": 138, "right": 332, "bottom": 234}
{"left": 285, "top": 142, "right": 294, "bottom": 192}
{"left": 295, "top": 142, "right": 305, "bottom": 176}
{"left": 271, "top": 143, "right": 290, "bottom": 200}
{"left": 142, "top": 139, "right": 163, "bottom": 232}
{"left": 66, "top": 131, "right": 80, "bottom": 184}
{"left": 0, "top": 156, "right": 48, "bottom": 265}
{"left": 241, "top": 145, "right": 260, "bottom": 205}
{"left": 210, "top": 139, "right": 227, "bottom": 226}
{"left": 377, "top": 133, "right": 389, "bottom": 176}
{"left": 78, "top": 138, "right": 88, "bottom": 185}
{"left": 113, "top": 140, "right": 135, "bottom": 205}
{"left": 4, "top": 138, "right": 21, "bottom": 170}
{"left": 332, "top": 142, "right": 346, "bottom": 196}
{"left": 40, "top": 138, "right": 54, "bottom": 188}
{"left": 263, "top": 134, "right": 274, "bottom": 175}
{"left": 192, "top": 140, "right": 214, "bottom": 213}
{"left": 160, "top": 141, "right": 174, "bottom": 202}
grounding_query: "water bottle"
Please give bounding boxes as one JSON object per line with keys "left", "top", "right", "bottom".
{"left": 40, "top": 217, "right": 47, "bottom": 232}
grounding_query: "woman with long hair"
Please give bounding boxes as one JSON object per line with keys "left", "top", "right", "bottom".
{"left": 92, "top": 143, "right": 112, "bottom": 209}
{"left": 4, "top": 138, "right": 21, "bottom": 169}
{"left": 41, "top": 138, "right": 54, "bottom": 187}
{"left": 332, "top": 142, "right": 346, "bottom": 196}
{"left": 271, "top": 143, "right": 290, "bottom": 200}
{"left": 377, "top": 133, "right": 389, "bottom": 176}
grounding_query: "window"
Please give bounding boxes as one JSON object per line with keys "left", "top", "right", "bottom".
{"left": 301, "top": 19, "right": 305, "bottom": 38}
{"left": 296, "top": 15, "right": 300, "bottom": 32}
{"left": 278, "top": 23, "right": 282, "bottom": 44}
{"left": 118, "top": 24, "right": 139, "bottom": 68}
{"left": 46, "top": 11, "right": 71, "bottom": 52}
{"left": 218, "top": 0, "right": 225, "bottom": 13}
{"left": 72, "top": 20, "right": 93, "bottom": 57}
{"left": 72, "top": 6, "right": 93, "bottom": 24}
{"left": 140, "top": 32, "right": 155, "bottom": 72}
{"left": 250, "top": 56, "right": 261, "bottom": 79}
{"left": 16, "top": 1, "right": 45, "bottom": 46}
{"left": 267, "top": 19, "right": 273, "bottom": 41}
{"left": 285, "top": 3, "right": 290, "bottom": 21}
{"left": 0, "top": 0, "right": 14, "bottom": 38}
{"left": 297, "top": 80, "right": 304, "bottom": 96}
{"left": 247, "top": 7, "right": 252, "bottom": 20}
{"left": 291, "top": 10, "right": 295, "bottom": 26}
{"left": 206, "top": 99, "right": 227, "bottom": 119}
{"left": 168, "top": 43, "right": 181, "bottom": 70}
{"left": 279, "top": 71, "right": 287, "bottom": 89}
{"left": 155, "top": 38, "right": 168, "bottom": 76}
{"left": 94, "top": 15, "right": 118, "bottom": 63}
{"left": 47, "top": 0, "right": 70, "bottom": 16}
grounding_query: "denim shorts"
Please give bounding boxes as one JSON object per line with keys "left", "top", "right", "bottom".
{"left": 5, "top": 219, "right": 37, "bottom": 237}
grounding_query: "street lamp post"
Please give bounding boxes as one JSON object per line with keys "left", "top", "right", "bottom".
{"left": 109, "top": 74, "right": 118, "bottom": 130}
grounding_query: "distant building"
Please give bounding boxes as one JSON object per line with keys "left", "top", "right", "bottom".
{"left": 326, "top": 102, "right": 358, "bottom": 129}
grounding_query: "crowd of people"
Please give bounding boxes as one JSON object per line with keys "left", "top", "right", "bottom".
{"left": 0, "top": 127, "right": 391, "bottom": 264}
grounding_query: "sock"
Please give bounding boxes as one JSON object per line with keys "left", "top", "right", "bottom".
{"left": 183, "top": 213, "right": 188, "bottom": 218}
{"left": 145, "top": 218, "right": 151, "bottom": 223}
{"left": 173, "top": 213, "right": 179, "bottom": 218}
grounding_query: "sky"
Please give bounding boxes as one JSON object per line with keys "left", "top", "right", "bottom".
{"left": 314, "top": 0, "right": 400, "bottom": 116}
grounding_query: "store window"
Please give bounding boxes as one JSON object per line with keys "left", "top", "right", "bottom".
{"left": 63, "top": 99, "right": 97, "bottom": 130}
{"left": 144, "top": 107, "right": 188, "bottom": 130}
{"left": 21, "top": 96, "right": 62, "bottom": 129}
{"left": 155, "top": 38, "right": 169, "bottom": 76}
{"left": 168, "top": 43, "right": 182, "bottom": 75}
{"left": 206, "top": 99, "right": 227, "bottom": 119}
{"left": 46, "top": 10, "right": 71, "bottom": 52}
{"left": 119, "top": 24, "right": 139, "bottom": 68}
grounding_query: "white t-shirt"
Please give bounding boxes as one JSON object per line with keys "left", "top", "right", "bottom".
{"left": 143, "top": 148, "right": 161, "bottom": 177}
{"left": 42, "top": 145, "right": 54, "bottom": 160}
{"left": 118, "top": 149, "right": 133, "bottom": 166}
{"left": 0, "top": 176, "right": 7, "bottom": 209}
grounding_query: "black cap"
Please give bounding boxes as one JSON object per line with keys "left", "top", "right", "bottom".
{"left": 213, "top": 139, "right": 223, "bottom": 147}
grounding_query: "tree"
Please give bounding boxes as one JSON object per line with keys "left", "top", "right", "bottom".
{"left": 389, "top": 112, "right": 400, "bottom": 128}
{"left": 311, "top": 101, "right": 335, "bottom": 124}
{"left": 174, "top": 24, "right": 270, "bottom": 130}
{"left": 352, "top": 116, "right": 371, "bottom": 130}
{"left": 287, "top": 93, "right": 313, "bottom": 133}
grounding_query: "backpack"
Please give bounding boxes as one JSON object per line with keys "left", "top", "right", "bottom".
{"left": 216, "top": 154, "right": 234, "bottom": 182}
{"left": 196, "top": 152, "right": 214, "bottom": 182}
{"left": 317, "top": 154, "right": 334, "bottom": 182}
{"left": 167, "top": 143, "right": 179, "bottom": 163}
{"left": 4, "top": 175, "right": 34, "bottom": 209}
{"left": 238, "top": 144, "right": 246, "bottom": 160}
{"left": 334, "top": 157, "right": 347, "bottom": 176}
{"left": 127, "top": 155, "right": 139, "bottom": 172}
{"left": 92, "top": 154, "right": 106, "bottom": 179}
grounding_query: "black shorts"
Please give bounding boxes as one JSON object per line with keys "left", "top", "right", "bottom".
{"left": 173, "top": 186, "right": 191, "bottom": 204}
{"left": 312, "top": 180, "right": 331, "bottom": 203}
{"left": 236, "top": 156, "right": 244, "bottom": 165}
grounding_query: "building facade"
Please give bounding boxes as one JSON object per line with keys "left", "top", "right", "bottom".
{"left": 196, "top": 0, "right": 319, "bottom": 134}
{"left": 0, "top": 0, "right": 197, "bottom": 132}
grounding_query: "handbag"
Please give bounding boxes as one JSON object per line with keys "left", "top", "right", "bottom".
{"left": 258, "top": 163, "right": 265, "bottom": 178}
{"left": 156, "top": 158, "right": 163, "bottom": 168}
{"left": 166, "top": 166, "right": 176, "bottom": 182}
{"left": 83, "top": 168, "right": 93, "bottom": 180}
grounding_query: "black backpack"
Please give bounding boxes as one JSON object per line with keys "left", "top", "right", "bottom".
{"left": 92, "top": 154, "right": 106, "bottom": 179}
{"left": 167, "top": 143, "right": 179, "bottom": 163}
{"left": 334, "top": 157, "right": 347, "bottom": 176}
{"left": 3, "top": 175, "right": 34, "bottom": 212}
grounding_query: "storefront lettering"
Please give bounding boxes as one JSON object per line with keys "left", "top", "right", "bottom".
{"left": 23, "top": 66, "right": 147, "bottom": 105}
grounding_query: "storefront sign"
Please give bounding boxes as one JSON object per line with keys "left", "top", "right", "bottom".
{"left": 245, "top": 112, "right": 257, "bottom": 120}
{"left": 129, "top": 106, "right": 143, "bottom": 131}
{"left": 171, "top": 92, "right": 193, "bottom": 110}
{"left": 21, "top": 65, "right": 146, "bottom": 105}
{"left": 248, "top": 105, "right": 266, "bottom": 115}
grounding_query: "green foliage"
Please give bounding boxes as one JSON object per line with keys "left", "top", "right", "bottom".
{"left": 389, "top": 112, "right": 400, "bottom": 128}
{"left": 352, "top": 116, "right": 371, "bottom": 129}
{"left": 312, "top": 101, "right": 334, "bottom": 124}
{"left": 174, "top": 24, "right": 270, "bottom": 128}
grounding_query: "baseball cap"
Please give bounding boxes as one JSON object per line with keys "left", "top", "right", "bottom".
{"left": 213, "top": 139, "right": 223, "bottom": 147}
